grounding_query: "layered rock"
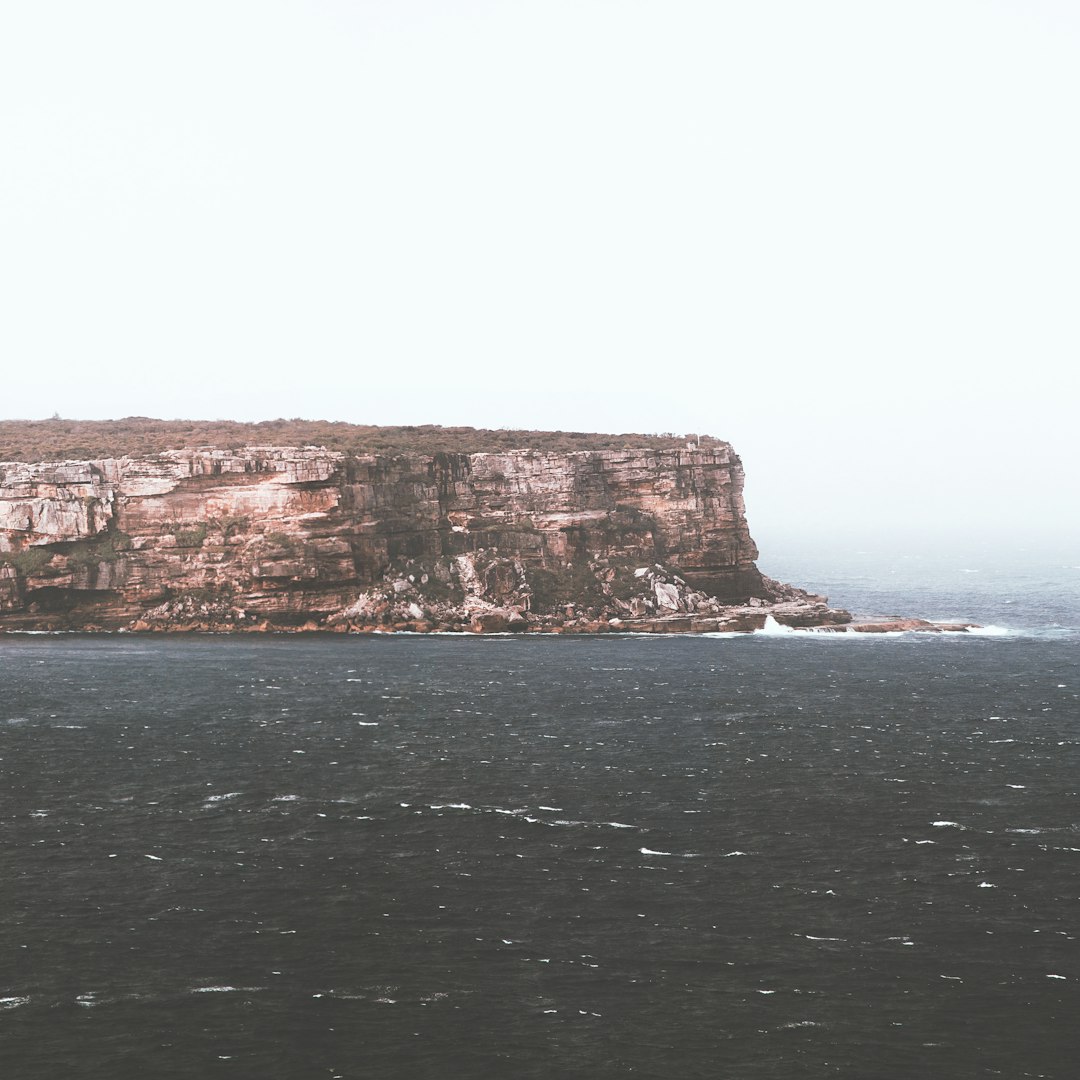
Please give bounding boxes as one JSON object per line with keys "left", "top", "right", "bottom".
{"left": 0, "top": 444, "right": 850, "bottom": 633}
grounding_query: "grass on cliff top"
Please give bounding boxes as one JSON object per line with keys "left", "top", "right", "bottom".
{"left": 0, "top": 419, "right": 724, "bottom": 463}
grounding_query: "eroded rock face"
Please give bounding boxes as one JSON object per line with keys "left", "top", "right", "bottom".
{"left": 0, "top": 445, "right": 847, "bottom": 632}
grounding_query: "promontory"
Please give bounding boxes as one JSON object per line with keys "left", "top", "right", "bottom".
{"left": 0, "top": 419, "right": 958, "bottom": 635}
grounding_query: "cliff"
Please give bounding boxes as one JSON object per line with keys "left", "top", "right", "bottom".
{"left": 0, "top": 444, "right": 850, "bottom": 633}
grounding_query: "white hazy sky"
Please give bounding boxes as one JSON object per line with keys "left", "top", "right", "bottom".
{"left": 2, "top": 1, "right": 1077, "bottom": 547}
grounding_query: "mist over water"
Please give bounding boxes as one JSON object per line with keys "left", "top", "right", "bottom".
{"left": 3, "top": 554, "right": 1079, "bottom": 1079}
{"left": 758, "top": 541, "right": 1080, "bottom": 635}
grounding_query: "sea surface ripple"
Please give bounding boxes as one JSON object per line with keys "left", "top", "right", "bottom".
{"left": 2, "top": 617, "right": 1079, "bottom": 1076}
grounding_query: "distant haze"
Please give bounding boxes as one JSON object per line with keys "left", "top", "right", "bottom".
{"left": 3, "top": 1, "right": 1076, "bottom": 549}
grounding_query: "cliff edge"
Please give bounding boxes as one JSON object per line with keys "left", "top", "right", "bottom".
{"left": 0, "top": 443, "right": 851, "bottom": 633}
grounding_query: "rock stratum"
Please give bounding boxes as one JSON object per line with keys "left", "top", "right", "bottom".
{"left": 0, "top": 442, "right": 910, "bottom": 634}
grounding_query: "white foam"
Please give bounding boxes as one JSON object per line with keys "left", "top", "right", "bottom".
{"left": 205, "top": 792, "right": 242, "bottom": 802}
{"left": 965, "top": 625, "right": 1015, "bottom": 637}
{"left": 931, "top": 821, "right": 964, "bottom": 828}
{"left": 755, "top": 615, "right": 795, "bottom": 636}
{"left": 0, "top": 996, "right": 30, "bottom": 1010}
{"left": 429, "top": 803, "right": 472, "bottom": 810}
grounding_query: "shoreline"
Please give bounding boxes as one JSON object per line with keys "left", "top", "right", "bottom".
{"left": 0, "top": 615, "right": 982, "bottom": 637}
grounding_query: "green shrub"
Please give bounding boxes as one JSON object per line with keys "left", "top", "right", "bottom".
{"left": 0, "top": 418, "right": 723, "bottom": 463}
{"left": 210, "top": 514, "right": 249, "bottom": 538}
{"left": 0, "top": 548, "right": 54, "bottom": 576}
{"left": 65, "top": 531, "right": 132, "bottom": 570}
{"left": 264, "top": 531, "right": 300, "bottom": 556}
{"left": 175, "top": 523, "right": 208, "bottom": 548}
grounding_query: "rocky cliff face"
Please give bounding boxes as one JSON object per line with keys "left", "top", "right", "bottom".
{"left": 0, "top": 445, "right": 848, "bottom": 632}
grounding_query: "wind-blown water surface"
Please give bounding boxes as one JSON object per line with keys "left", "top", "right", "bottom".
{"left": 3, "top": 556, "right": 1078, "bottom": 1078}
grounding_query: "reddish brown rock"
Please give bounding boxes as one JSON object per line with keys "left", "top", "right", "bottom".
{"left": 0, "top": 443, "right": 875, "bottom": 634}
{"left": 848, "top": 619, "right": 940, "bottom": 634}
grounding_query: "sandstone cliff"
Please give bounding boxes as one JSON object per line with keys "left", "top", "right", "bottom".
{"left": 0, "top": 445, "right": 849, "bottom": 633}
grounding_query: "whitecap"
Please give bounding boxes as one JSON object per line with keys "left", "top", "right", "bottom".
{"left": 272, "top": 795, "right": 300, "bottom": 802}
{"left": 205, "top": 792, "right": 242, "bottom": 802}
{"left": 640, "top": 847, "right": 671, "bottom": 856}
{"left": 723, "top": 850, "right": 748, "bottom": 857}
{"left": 965, "top": 625, "right": 1015, "bottom": 637}
{"left": 755, "top": 616, "right": 795, "bottom": 636}
{"left": 144, "top": 854, "right": 163, "bottom": 861}
{"left": 931, "top": 821, "right": 964, "bottom": 828}
{"left": 0, "top": 996, "right": 30, "bottom": 1010}
{"left": 977, "top": 882, "right": 996, "bottom": 888}
{"left": 429, "top": 803, "right": 472, "bottom": 811}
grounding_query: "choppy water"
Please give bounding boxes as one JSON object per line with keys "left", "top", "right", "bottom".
{"left": 3, "top": 554, "right": 1079, "bottom": 1078}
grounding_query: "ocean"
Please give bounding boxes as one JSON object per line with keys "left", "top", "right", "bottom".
{"left": 2, "top": 548, "right": 1078, "bottom": 1079}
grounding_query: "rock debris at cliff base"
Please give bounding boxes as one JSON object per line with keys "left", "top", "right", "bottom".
{"left": 0, "top": 444, "right": 856, "bottom": 633}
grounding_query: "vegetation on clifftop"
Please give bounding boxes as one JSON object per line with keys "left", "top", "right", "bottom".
{"left": 0, "top": 418, "right": 721, "bottom": 463}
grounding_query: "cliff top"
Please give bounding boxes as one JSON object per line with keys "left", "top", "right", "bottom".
{"left": 0, "top": 419, "right": 721, "bottom": 463}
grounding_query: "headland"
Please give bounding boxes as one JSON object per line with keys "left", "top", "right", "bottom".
{"left": 0, "top": 420, "right": 974, "bottom": 635}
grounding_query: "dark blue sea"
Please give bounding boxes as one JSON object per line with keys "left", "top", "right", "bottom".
{"left": 3, "top": 547, "right": 1079, "bottom": 1079}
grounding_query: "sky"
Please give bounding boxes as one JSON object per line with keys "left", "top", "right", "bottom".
{"left": 2, "top": 1, "right": 1077, "bottom": 549}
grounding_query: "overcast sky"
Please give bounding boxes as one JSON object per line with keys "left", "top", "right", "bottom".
{"left": 3, "top": 1, "right": 1077, "bottom": 548}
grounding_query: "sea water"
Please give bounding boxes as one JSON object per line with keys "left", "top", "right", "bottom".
{"left": 2, "top": 549, "right": 1078, "bottom": 1079}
